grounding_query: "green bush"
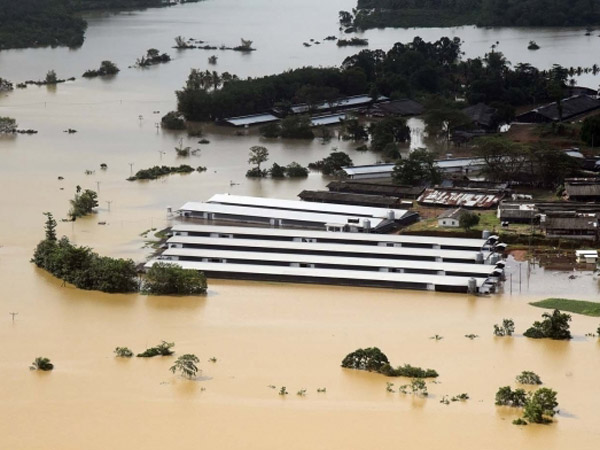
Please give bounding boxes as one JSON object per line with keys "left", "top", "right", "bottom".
{"left": 524, "top": 309, "right": 571, "bottom": 340}
{"left": 137, "top": 341, "right": 175, "bottom": 358}
{"left": 161, "top": 111, "right": 186, "bottom": 130}
{"left": 32, "top": 214, "right": 139, "bottom": 293}
{"left": 143, "top": 262, "right": 207, "bottom": 295}
{"left": 516, "top": 371, "right": 542, "bottom": 385}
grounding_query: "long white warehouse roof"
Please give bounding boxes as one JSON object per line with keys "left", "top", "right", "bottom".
{"left": 169, "top": 224, "right": 494, "bottom": 250}
{"left": 158, "top": 248, "right": 499, "bottom": 277}
{"left": 205, "top": 194, "right": 409, "bottom": 220}
{"left": 144, "top": 260, "right": 487, "bottom": 289}
{"left": 166, "top": 236, "right": 486, "bottom": 262}
{"left": 179, "top": 202, "right": 384, "bottom": 228}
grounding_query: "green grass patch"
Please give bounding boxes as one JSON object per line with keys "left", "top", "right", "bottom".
{"left": 530, "top": 298, "right": 600, "bottom": 317}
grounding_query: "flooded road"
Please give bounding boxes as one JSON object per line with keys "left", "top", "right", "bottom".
{"left": 1, "top": 1, "right": 600, "bottom": 449}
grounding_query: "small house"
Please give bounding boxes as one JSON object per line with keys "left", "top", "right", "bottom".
{"left": 438, "top": 208, "right": 466, "bottom": 228}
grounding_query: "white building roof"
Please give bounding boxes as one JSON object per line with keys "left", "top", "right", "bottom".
{"left": 169, "top": 223, "right": 492, "bottom": 250}
{"left": 223, "top": 113, "right": 279, "bottom": 127}
{"left": 159, "top": 248, "right": 499, "bottom": 276}
{"left": 206, "top": 194, "right": 408, "bottom": 220}
{"left": 179, "top": 202, "right": 384, "bottom": 229}
{"left": 144, "top": 260, "right": 486, "bottom": 288}
{"left": 342, "top": 164, "right": 396, "bottom": 177}
{"left": 341, "top": 158, "right": 488, "bottom": 178}
{"left": 166, "top": 236, "right": 486, "bottom": 262}
{"left": 310, "top": 113, "right": 346, "bottom": 126}
{"left": 290, "top": 95, "right": 377, "bottom": 114}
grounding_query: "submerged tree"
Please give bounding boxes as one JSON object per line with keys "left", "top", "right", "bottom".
{"left": 493, "top": 319, "right": 515, "bottom": 336}
{"left": 516, "top": 371, "right": 543, "bottom": 385}
{"left": 341, "top": 347, "right": 389, "bottom": 372}
{"left": 170, "top": 354, "right": 200, "bottom": 379}
{"left": 114, "top": 347, "right": 134, "bottom": 358}
{"left": 523, "top": 388, "right": 559, "bottom": 423}
{"left": 0, "top": 116, "right": 17, "bottom": 134}
{"left": 30, "top": 357, "right": 54, "bottom": 371}
{"left": 69, "top": 188, "right": 98, "bottom": 220}
{"left": 247, "top": 145, "right": 269, "bottom": 177}
{"left": 523, "top": 309, "right": 571, "bottom": 340}
{"left": 143, "top": 262, "right": 207, "bottom": 295}
{"left": 137, "top": 341, "right": 175, "bottom": 358}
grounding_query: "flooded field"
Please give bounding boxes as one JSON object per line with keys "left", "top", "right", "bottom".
{"left": 1, "top": 1, "right": 600, "bottom": 448}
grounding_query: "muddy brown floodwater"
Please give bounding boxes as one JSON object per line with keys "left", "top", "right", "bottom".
{"left": 1, "top": 0, "right": 600, "bottom": 448}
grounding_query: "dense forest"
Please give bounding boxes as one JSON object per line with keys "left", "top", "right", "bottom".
{"left": 176, "top": 37, "right": 571, "bottom": 121}
{"left": 0, "top": 0, "right": 201, "bottom": 50}
{"left": 351, "top": 0, "right": 600, "bottom": 28}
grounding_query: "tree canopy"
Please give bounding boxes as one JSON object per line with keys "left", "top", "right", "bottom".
{"left": 143, "top": 262, "right": 207, "bottom": 295}
{"left": 392, "top": 149, "right": 441, "bottom": 186}
{"left": 523, "top": 309, "right": 572, "bottom": 340}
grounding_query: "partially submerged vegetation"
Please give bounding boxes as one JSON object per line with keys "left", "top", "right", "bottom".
{"left": 30, "top": 357, "right": 54, "bottom": 371}
{"left": 496, "top": 385, "right": 559, "bottom": 424}
{"left": 523, "top": 309, "right": 572, "bottom": 340}
{"left": 137, "top": 341, "right": 175, "bottom": 358}
{"left": 135, "top": 48, "right": 171, "bottom": 67}
{"left": 530, "top": 298, "right": 600, "bottom": 317}
{"left": 516, "top": 371, "right": 543, "bottom": 385}
{"left": 114, "top": 347, "right": 134, "bottom": 358}
{"left": 32, "top": 213, "right": 208, "bottom": 295}
{"left": 308, "top": 151, "right": 353, "bottom": 176}
{"left": 32, "top": 213, "right": 139, "bottom": 293}
{"left": 493, "top": 319, "right": 515, "bottom": 336}
{"left": 82, "top": 60, "right": 119, "bottom": 78}
{"left": 69, "top": 188, "right": 99, "bottom": 220}
{"left": 341, "top": 347, "right": 439, "bottom": 378}
{"left": 142, "top": 262, "right": 207, "bottom": 295}
{"left": 127, "top": 164, "right": 199, "bottom": 181}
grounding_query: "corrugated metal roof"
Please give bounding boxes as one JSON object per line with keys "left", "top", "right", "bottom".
{"left": 290, "top": 95, "right": 379, "bottom": 114}
{"left": 166, "top": 235, "right": 487, "bottom": 262}
{"left": 206, "top": 194, "right": 408, "bottom": 219}
{"left": 169, "top": 224, "right": 491, "bottom": 249}
{"left": 159, "top": 248, "right": 499, "bottom": 276}
{"left": 418, "top": 188, "right": 505, "bottom": 208}
{"left": 223, "top": 113, "right": 279, "bottom": 127}
{"left": 179, "top": 202, "right": 384, "bottom": 228}
{"left": 144, "top": 260, "right": 486, "bottom": 288}
{"left": 310, "top": 113, "right": 346, "bottom": 126}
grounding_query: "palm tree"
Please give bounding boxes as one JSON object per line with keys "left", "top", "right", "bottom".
{"left": 169, "top": 354, "right": 200, "bottom": 379}
{"left": 30, "top": 357, "right": 54, "bottom": 371}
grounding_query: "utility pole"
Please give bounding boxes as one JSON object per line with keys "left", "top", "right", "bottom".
{"left": 106, "top": 200, "right": 112, "bottom": 212}
{"left": 129, "top": 163, "right": 134, "bottom": 176}
{"left": 158, "top": 150, "right": 165, "bottom": 160}
{"left": 96, "top": 181, "right": 100, "bottom": 193}
{"left": 9, "top": 312, "right": 18, "bottom": 323}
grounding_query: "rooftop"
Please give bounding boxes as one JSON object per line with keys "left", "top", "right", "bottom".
{"left": 222, "top": 113, "right": 279, "bottom": 127}
{"left": 169, "top": 223, "right": 494, "bottom": 250}
{"left": 205, "top": 194, "right": 409, "bottom": 219}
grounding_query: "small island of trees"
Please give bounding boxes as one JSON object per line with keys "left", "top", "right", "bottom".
{"left": 31, "top": 213, "right": 208, "bottom": 295}
{"left": 341, "top": 347, "right": 439, "bottom": 378}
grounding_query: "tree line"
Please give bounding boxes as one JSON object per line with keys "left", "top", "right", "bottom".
{"left": 31, "top": 213, "right": 207, "bottom": 295}
{"left": 0, "top": 1, "right": 203, "bottom": 50}
{"left": 176, "top": 37, "right": 575, "bottom": 122}
{"left": 349, "top": 0, "right": 600, "bottom": 29}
